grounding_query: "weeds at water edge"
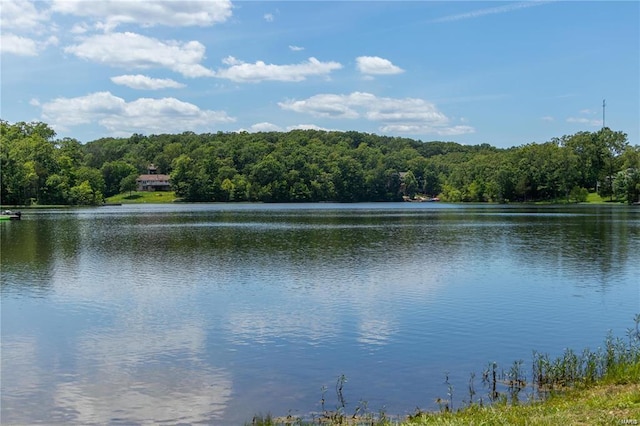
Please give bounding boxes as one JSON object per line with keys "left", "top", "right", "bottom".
{"left": 250, "top": 315, "right": 640, "bottom": 425}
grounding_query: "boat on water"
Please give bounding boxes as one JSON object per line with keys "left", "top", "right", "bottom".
{"left": 402, "top": 196, "right": 440, "bottom": 202}
{"left": 0, "top": 210, "right": 22, "bottom": 220}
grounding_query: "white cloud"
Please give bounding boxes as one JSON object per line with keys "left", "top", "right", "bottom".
{"left": 41, "top": 92, "right": 126, "bottom": 127}
{"left": 44, "top": 35, "right": 59, "bottom": 47}
{"left": 0, "top": 31, "right": 58, "bottom": 56}
{"left": 0, "top": 0, "right": 58, "bottom": 57}
{"left": 111, "top": 74, "right": 186, "bottom": 90}
{"left": 0, "top": 34, "right": 39, "bottom": 56}
{"left": 246, "top": 122, "right": 333, "bottom": 133}
{"left": 70, "top": 22, "right": 91, "bottom": 34}
{"left": 279, "top": 93, "right": 361, "bottom": 119}
{"left": 381, "top": 124, "right": 475, "bottom": 136}
{"left": 566, "top": 108, "right": 601, "bottom": 127}
{"left": 541, "top": 116, "right": 554, "bottom": 122}
{"left": 215, "top": 57, "right": 342, "bottom": 83}
{"left": 40, "top": 91, "right": 235, "bottom": 135}
{"left": 64, "top": 32, "right": 215, "bottom": 78}
{"left": 289, "top": 45, "right": 305, "bottom": 51}
{"left": 279, "top": 92, "right": 475, "bottom": 136}
{"left": 286, "top": 124, "right": 332, "bottom": 131}
{"left": 356, "top": 56, "right": 404, "bottom": 75}
{"left": 0, "top": 0, "right": 49, "bottom": 31}
{"left": 566, "top": 117, "right": 601, "bottom": 127}
{"left": 264, "top": 13, "right": 275, "bottom": 22}
{"left": 222, "top": 55, "right": 242, "bottom": 66}
{"left": 244, "top": 122, "right": 335, "bottom": 133}
{"left": 249, "top": 122, "right": 283, "bottom": 132}
{"left": 51, "top": 0, "right": 233, "bottom": 31}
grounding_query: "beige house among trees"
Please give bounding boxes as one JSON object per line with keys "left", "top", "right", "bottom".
{"left": 136, "top": 164, "right": 171, "bottom": 191}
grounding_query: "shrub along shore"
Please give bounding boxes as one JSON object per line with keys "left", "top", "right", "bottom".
{"left": 249, "top": 316, "right": 640, "bottom": 425}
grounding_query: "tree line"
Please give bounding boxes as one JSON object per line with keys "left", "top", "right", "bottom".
{"left": 1, "top": 119, "right": 639, "bottom": 205}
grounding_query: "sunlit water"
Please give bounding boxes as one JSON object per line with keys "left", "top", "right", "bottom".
{"left": 2, "top": 203, "right": 639, "bottom": 424}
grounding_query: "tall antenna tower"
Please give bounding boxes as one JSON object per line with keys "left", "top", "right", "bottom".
{"left": 602, "top": 99, "right": 606, "bottom": 128}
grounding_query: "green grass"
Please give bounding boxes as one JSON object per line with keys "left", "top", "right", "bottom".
{"left": 532, "top": 191, "right": 610, "bottom": 205}
{"left": 586, "top": 192, "right": 608, "bottom": 203}
{"left": 251, "top": 376, "right": 640, "bottom": 426}
{"left": 249, "top": 316, "right": 640, "bottom": 426}
{"left": 404, "top": 383, "right": 640, "bottom": 425}
{"left": 105, "top": 191, "right": 178, "bottom": 204}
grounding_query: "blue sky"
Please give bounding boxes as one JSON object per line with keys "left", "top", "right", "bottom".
{"left": 1, "top": 1, "right": 638, "bottom": 148}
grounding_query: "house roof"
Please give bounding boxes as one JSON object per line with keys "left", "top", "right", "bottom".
{"left": 136, "top": 174, "right": 170, "bottom": 181}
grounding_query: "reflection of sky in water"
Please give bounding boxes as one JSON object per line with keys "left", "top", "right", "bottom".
{"left": 2, "top": 204, "right": 639, "bottom": 424}
{"left": 1, "top": 303, "right": 232, "bottom": 425}
{"left": 1, "top": 336, "right": 42, "bottom": 421}
{"left": 53, "top": 365, "right": 231, "bottom": 425}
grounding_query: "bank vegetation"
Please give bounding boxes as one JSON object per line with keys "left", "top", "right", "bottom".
{"left": 2, "top": 120, "right": 639, "bottom": 206}
{"left": 251, "top": 316, "right": 640, "bottom": 425}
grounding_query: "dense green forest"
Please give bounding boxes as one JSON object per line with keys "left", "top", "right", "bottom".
{"left": 1, "top": 119, "right": 639, "bottom": 205}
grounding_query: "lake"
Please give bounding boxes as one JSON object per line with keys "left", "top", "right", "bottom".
{"left": 1, "top": 203, "right": 638, "bottom": 424}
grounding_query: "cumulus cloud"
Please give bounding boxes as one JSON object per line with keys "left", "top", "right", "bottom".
{"left": 0, "top": 1, "right": 58, "bottom": 56}
{"left": 51, "top": 0, "right": 232, "bottom": 31}
{"left": 264, "top": 13, "right": 275, "bottom": 22}
{"left": 70, "top": 22, "right": 91, "bottom": 34}
{"left": 46, "top": 35, "right": 60, "bottom": 45}
{"left": 280, "top": 93, "right": 361, "bottom": 119}
{"left": 286, "top": 124, "right": 333, "bottom": 131}
{"left": 289, "top": 45, "right": 305, "bottom": 51}
{"left": 279, "top": 92, "right": 474, "bottom": 136}
{"left": 244, "top": 122, "right": 331, "bottom": 133}
{"left": 356, "top": 56, "right": 404, "bottom": 75}
{"left": 0, "top": 34, "right": 39, "bottom": 56}
{"left": 215, "top": 56, "right": 342, "bottom": 82}
{"left": 64, "top": 32, "right": 215, "bottom": 78}
{"left": 245, "top": 122, "right": 334, "bottom": 133}
{"left": 249, "top": 122, "right": 283, "bottom": 132}
{"left": 0, "top": 32, "right": 57, "bottom": 56}
{"left": 40, "top": 91, "right": 235, "bottom": 135}
{"left": 0, "top": 0, "right": 49, "bottom": 31}
{"left": 380, "top": 124, "right": 475, "bottom": 136}
{"left": 111, "top": 74, "right": 186, "bottom": 90}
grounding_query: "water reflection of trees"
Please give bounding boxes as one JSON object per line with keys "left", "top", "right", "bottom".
{"left": 485, "top": 208, "right": 638, "bottom": 290}
{"left": 4, "top": 207, "right": 636, "bottom": 294}
{"left": 1, "top": 216, "right": 82, "bottom": 294}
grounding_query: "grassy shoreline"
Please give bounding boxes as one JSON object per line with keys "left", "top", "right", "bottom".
{"left": 104, "top": 191, "right": 178, "bottom": 204}
{"left": 253, "top": 381, "right": 640, "bottom": 425}
{"left": 2, "top": 191, "right": 628, "bottom": 208}
{"left": 404, "top": 382, "right": 640, "bottom": 425}
{"left": 251, "top": 317, "right": 640, "bottom": 425}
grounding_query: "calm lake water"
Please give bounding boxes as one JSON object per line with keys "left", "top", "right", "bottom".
{"left": 1, "top": 203, "right": 639, "bottom": 424}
